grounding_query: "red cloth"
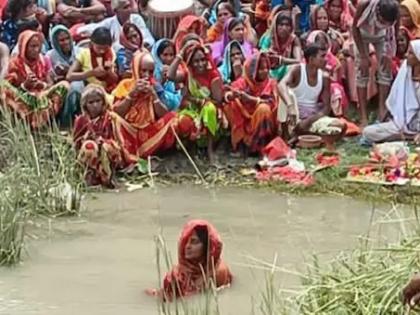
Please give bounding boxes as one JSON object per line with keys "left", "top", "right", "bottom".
{"left": 262, "top": 137, "right": 291, "bottom": 161}
{"left": 162, "top": 220, "right": 232, "bottom": 300}
{"left": 6, "top": 31, "right": 48, "bottom": 88}
{"left": 315, "top": 152, "right": 341, "bottom": 167}
{"left": 256, "top": 166, "right": 315, "bottom": 186}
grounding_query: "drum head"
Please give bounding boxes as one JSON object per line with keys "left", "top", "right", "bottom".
{"left": 148, "top": 0, "right": 193, "bottom": 14}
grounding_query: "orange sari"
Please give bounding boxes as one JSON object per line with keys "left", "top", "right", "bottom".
{"left": 224, "top": 53, "right": 278, "bottom": 153}
{"left": 3, "top": 30, "right": 69, "bottom": 129}
{"left": 162, "top": 220, "right": 232, "bottom": 300}
{"left": 113, "top": 52, "right": 178, "bottom": 158}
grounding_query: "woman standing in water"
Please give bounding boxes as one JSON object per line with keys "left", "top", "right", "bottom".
{"left": 147, "top": 220, "right": 232, "bottom": 300}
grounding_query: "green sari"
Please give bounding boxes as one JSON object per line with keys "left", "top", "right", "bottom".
{"left": 179, "top": 75, "right": 218, "bottom": 137}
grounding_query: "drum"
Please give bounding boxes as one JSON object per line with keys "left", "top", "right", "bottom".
{"left": 147, "top": 0, "right": 194, "bottom": 40}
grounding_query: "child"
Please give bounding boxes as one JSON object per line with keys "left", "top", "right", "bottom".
{"left": 352, "top": 0, "right": 399, "bottom": 127}
{"left": 67, "top": 26, "right": 118, "bottom": 93}
{"left": 73, "top": 84, "right": 137, "bottom": 188}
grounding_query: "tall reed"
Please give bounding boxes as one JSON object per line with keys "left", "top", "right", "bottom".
{"left": 0, "top": 107, "right": 84, "bottom": 265}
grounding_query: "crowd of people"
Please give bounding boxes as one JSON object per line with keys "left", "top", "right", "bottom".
{"left": 0, "top": 0, "right": 420, "bottom": 188}
{"left": 3, "top": 0, "right": 420, "bottom": 303}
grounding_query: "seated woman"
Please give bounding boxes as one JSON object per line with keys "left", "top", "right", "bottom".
{"left": 151, "top": 39, "right": 182, "bottom": 112}
{"left": 363, "top": 40, "right": 420, "bottom": 144}
{"left": 400, "top": 0, "right": 420, "bottom": 39}
{"left": 168, "top": 43, "right": 224, "bottom": 162}
{"left": 211, "top": 17, "right": 256, "bottom": 66}
{"left": 224, "top": 53, "right": 278, "bottom": 156}
{"left": 67, "top": 27, "right": 119, "bottom": 94}
{"left": 325, "top": 0, "right": 352, "bottom": 36}
{"left": 218, "top": 40, "right": 246, "bottom": 84}
{"left": 116, "top": 22, "right": 145, "bottom": 79}
{"left": 54, "top": 0, "right": 106, "bottom": 28}
{"left": 260, "top": 13, "right": 302, "bottom": 81}
{"left": 206, "top": 2, "right": 236, "bottom": 43}
{"left": 306, "top": 30, "right": 348, "bottom": 117}
{"left": 147, "top": 220, "right": 232, "bottom": 300}
{"left": 308, "top": 5, "right": 344, "bottom": 55}
{"left": 206, "top": 0, "right": 241, "bottom": 26}
{"left": 113, "top": 52, "right": 178, "bottom": 158}
{"left": 47, "top": 25, "right": 84, "bottom": 128}
{"left": 2, "top": 30, "right": 69, "bottom": 129}
{"left": 73, "top": 84, "right": 137, "bottom": 188}
{"left": 173, "top": 15, "right": 206, "bottom": 51}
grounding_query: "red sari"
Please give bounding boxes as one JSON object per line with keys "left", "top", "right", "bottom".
{"left": 162, "top": 220, "right": 232, "bottom": 300}
{"left": 73, "top": 107, "right": 137, "bottom": 187}
{"left": 173, "top": 15, "right": 205, "bottom": 51}
{"left": 113, "top": 52, "right": 178, "bottom": 158}
{"left": 224, "top": 53, "right": 278, "bottom": 153}
{"left": 3, "top": 30, "right": 69, "bottom": 129}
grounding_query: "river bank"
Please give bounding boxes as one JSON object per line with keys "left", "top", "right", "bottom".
{"left": 120, "top": 138, "right": 420, "bottom": 205}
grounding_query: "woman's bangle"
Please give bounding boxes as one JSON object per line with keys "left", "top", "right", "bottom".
{"left": 176, "top": 54, "right": 183, "bottom": 60}
{"left": 278, "top": 56, "right": 283, "bottom": 65}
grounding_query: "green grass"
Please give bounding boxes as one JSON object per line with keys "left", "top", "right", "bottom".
{"left": 0, "top": 107, "right": 84, "bottom": 265}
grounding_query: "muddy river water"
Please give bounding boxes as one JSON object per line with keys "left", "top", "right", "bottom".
{"left": 0, "top": 186, "right": 410, "bottom": 315}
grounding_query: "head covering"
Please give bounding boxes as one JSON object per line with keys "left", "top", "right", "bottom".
{"left": 184, "top": 43, "right": 220, "bottom": 88}
{"left": 325, "top": 0, "right": 353, "bottom": 32}
{"left": 218, "top": 40, "right": 245, "bottom": 83}
{"left": 49, "top": 24, "right": 77, "bottom": 65}
{"left": 120, "top": 22, "right": 144, "bottom": 52}
{"left": 211, "top": 17, "right": 253, "bottom": 65}
{"left": 173, "top": 15, "right": 204, "bottom": 51}
{"left": 386, "top": 39, "right": 420, "bottom": 132}
{"left": 80, "top": 84, "right": 108, "bottom": 113}
{"left": 242, "top": 53, "right": 272, "bottom": 95}
{"left": 209, "top": 0, "right": 240, "bottom": 25}
{"left": 131, "top": 51, "right": 155, "bottom": 83}
{"left": 151, "top": 38, "right": 173, "bottom": 83}
{"left": 15, "top": 30, "right": 47, "bottom": 79}
{"left": 270, "top": 12, "right": 296, "bottom": 57}
{"left": 401, "top": 0, "right": 420, "bottom": 38}
{"left": 310, "top": 5, "right": 329, "bottom": 31}
{"left": 162, "top": 220, "right": 232, "bottom": 299}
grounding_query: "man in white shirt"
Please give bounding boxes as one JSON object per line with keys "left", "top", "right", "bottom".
{"left": 77, "top": 0, "right": 155, "bottom": 51}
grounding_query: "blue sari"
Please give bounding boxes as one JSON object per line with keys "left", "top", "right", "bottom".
{"left": 217, "top": 40, "right": 245, "bottom": 84}
{"left": 47, "top": 25, "right": 84, "bottom": 128}
{"left": 151, "top": 39, "right": 181, "bottom": 112}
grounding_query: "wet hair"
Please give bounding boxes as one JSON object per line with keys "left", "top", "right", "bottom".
{"left": 157, "top": 39, "right": 175, "bottom": 57}
{"left": 7, "top": 0, "right": 33, "bottom": 20}
{"left": 91, "top": 27, "right": 112, "bottom": 46}
{"left": 194, "top": 225, "right": 209, "bottom": 259}
{"left": 304, "top": 43, "right": 323, "bottom": 62}
{"left": 378, "top": 0, "right": 399, "bottom": 23}
{"left": 275, "top": 14, "right": 293, "bottom": 28}
{"left": 228, "top": 17, "right": 244, "bottom": 32}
